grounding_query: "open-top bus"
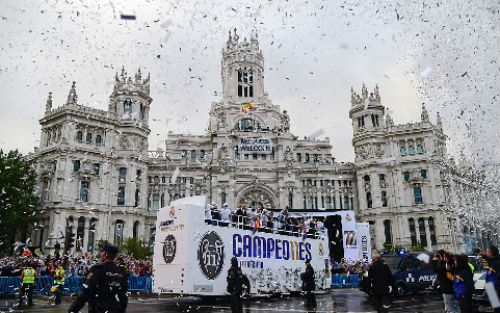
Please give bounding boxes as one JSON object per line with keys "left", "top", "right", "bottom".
{"left": 152, "top": 196, "right": 332, "bottom": 296}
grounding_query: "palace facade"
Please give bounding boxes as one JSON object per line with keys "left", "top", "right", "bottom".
{"left": 27, "top": 30, "right": 497, "bottom": 255}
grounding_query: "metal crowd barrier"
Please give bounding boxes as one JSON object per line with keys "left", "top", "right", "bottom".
{"left": 331, "top": 274, "right": 360, "bottom": 288}
{"left": 0, "top": 275, "right": 152, "bottom": 296}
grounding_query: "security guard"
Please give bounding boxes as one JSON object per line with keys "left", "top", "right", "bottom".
{"left": 68, "top": 244, "right": 128, "bottom": 313}
{"left": 19, "top": 261, "right": 36, "bottom": 307}
{"left": 53, "top": 261, "right": 66, "bottom": 305}
{"left": 226, "top": 257, "right": 243, "bottom": 313}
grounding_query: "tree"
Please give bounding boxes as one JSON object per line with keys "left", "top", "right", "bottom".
{"left": 121, "top": 237, "right": 152, "bottom": 259}
{"left": 0, "top": 150, "right": 40, "bottom": 253}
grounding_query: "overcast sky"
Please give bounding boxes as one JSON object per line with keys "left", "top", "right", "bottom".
{"left": 0, "top": 0, "right": 498, "bottom": 164}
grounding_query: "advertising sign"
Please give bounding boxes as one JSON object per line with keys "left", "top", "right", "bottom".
{"left": 356, "top": 222, "right": 372, "bottom": 261}
{"left": 237, "top": 137, "right": 273, "bottom": 154}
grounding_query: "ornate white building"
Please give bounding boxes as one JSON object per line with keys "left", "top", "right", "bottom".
{"left": 28, "top": 29, "right": 497, "bottom": 255}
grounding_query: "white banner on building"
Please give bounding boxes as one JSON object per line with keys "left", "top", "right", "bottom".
{"left": 356, "top": 222, "right": 372, "bottom": 261}
{"left": 238, "top": 137, "right": 273, "bottom": 154}
{"left": 337, "top": 211, "right": 358, "bottom": 261}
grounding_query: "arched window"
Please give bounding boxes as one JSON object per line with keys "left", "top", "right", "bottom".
{"left": 305, "top": 153, "right": 310, "bottom": 163}
{"left": 400, "top": 141, "right": 407, "bottom": 156}
{"left": 65, "top": 216, "right": 74, "bottom": 250}
{"left": 153, "top": 176, "right": 160, "bottom": 184}
{"left": 96, "top": 134, "right": 102, "bottom": 146}
{"left": 408, "top": 141, "right": 415, "bottom": 155}
{"left": 237, "top": 68, "right": 254, "bottom": 97}
{"left": 408, "top": 218, "right": 417, "bottom": 246}
{"left": 133, "top": 221, "right": 140, "bottom": 239}
{"left": 76, "top": 217, "right": 85, "bottom": 251}
{"left": 366, "top": 192, "right": 372, "bottom": 208}
{"left": 86, "top": 133, "right": 92, "bottom": 144}
{"left": 383, "top": 219, "right": 392, "bottom": 244}
{"left": 152, "top": 193, "right": 160, "bottom": 210}
{"left": 160, "top": 194, "right": 165, "bottom": 207}
{"left": 325, "top": 196, "right": 332, "bottom": 210}
{"left": 173, "top": 194, "right": 180, "bottom": 200}
{"left": 114, "top": 220, "right": 124, "bottom": 246}
{"left": 288, "top": 191, "right": 293, "bottom": 209}
{"left": 87, "top": 218, "right": 97, "bottom": 252}
{"left": 418, "top": 217, "right": 427, "bottom": 247}
{"left": 414, "top": 187, "right": 423, "bottom": 204}
{"left": 123, "top": 100, "right": 133, "bottom": 115}
{"left": 221, "top": 191, "right": 227, "bottom": 205}
{"left": 80, "top": 181, "right": 89, "bottom": 202}
{"left": 381, "top": 191, "right": 387, "bottom": 207}
{"left": 235, "top": 118, "right": 260, "bottom": 131}
{"left": 428, "top": 217, "right": 437, "bottom": 246}
{"left": 363, "top": 175, "right": 370, "bottom": 183}
{"left": 76, "top": 131, "right": 83, "bottom": 142}
{"left": 134, "top": 189, "right": 139, "bottom": 207}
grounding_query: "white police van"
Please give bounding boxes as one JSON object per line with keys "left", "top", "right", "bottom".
{"left": 152, "top": 196, "right": 332, "bottom": 297}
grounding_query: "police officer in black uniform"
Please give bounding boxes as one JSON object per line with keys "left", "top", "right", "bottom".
{"left": 301, "top": 259, "right": 317, "bottom": 308}
{"left": 227, "top": 257, "right": 243, "bottom": 313}
{"left": 68, "top": 244, "right": 128, "bottom": 313}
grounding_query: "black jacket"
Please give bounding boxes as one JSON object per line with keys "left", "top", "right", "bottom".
{"left": 68, "top": 261, "right": 128, "bottom": 313}
{"left": 227, "top": 265, "right": 243, "bottom": 294}
{"left": 368, "top": 260, "right": 394, "bottom": 295}
{"left": 432, "top": 259, "right": 454, "bottom": 294}
{"left": 300, "top": 264, "right": 316, "bottom": 292}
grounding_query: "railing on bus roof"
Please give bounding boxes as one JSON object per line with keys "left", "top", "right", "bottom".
{"left": 204, "top": 210, "right": 324, "bottom": 239}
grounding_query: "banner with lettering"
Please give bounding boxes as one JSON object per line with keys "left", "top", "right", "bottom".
{"left": 238, "top": 137, "right": 273, "bottom": 154}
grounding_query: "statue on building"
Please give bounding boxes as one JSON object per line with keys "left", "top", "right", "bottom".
{"left": 284, "top": 146, "right": 294, "bottom": 168}
{"left": 66, "top": 81, "right": 78, "bottom": 105}
{"left": 45, "top": 92, "right": 53, "bottom": 114}
{"left": 281, "top": 110, "right": 290, "bottom": 132}
{"left": 436, "top": 112, "right": 443, "bottom": 130}
{"left": 421, "top": 103, "right": 429, "bottom": 122}
{"left": 385, "top": 114, "right": 394, "bottom": 127}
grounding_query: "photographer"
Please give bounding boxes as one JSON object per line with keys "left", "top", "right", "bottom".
{"left": 432, "top": 250, "right": 458, "bottom": 313}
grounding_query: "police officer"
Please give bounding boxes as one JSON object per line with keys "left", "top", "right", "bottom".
{"left": 226, "top": 257, "right": 243, "bottom": 313}
{"left": 300, "top": 259, "right": 316, "bottom": 308}
{"left": 53, "top": 260, "right": 66, "bottom": 305}
{"left": 68, "top": 244, "right": 128, "bottom": 313}
{"left": 19, "top": 261, "right": 36, "bottom": 307}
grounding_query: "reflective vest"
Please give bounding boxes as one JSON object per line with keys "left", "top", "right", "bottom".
{"left": 23, "top": 268, "right": 35, "bottom": 284}
{"left": 54, "top": 267, "right": 66, "bottom": 285}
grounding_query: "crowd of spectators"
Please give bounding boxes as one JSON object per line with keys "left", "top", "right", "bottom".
{"left": 331, "top": 258, "right": 369, "bottom": 275}
{"left": 0, "top": 252, "right": 152, "bottom": 277}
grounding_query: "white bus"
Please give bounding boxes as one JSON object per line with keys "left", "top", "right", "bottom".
{"left": 152, "top": 196, "right": 332, "bottom": 297}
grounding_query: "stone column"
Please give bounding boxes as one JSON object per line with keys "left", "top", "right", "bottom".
{"left": 425, "top": 218, "right": 433, "bottom": 251}
{"left": 335, "top": 181, "right": 341, "bottom": 210}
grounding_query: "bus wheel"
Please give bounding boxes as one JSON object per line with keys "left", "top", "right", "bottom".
{"left": 396, "top": 283, "right": 406, "bottom": 297}
{"left": 242, "top": 277, "right": 251, "bottom": 298}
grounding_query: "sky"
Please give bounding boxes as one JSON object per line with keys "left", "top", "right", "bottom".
{"left": 0, "top": 0, "right": 498, "bottom": 164}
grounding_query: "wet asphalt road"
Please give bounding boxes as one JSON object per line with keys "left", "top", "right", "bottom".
{"left": 1, "top": 289, "right": 445, "bottom": 313}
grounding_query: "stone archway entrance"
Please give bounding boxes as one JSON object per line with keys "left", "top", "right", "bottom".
{"left": 238, "top": 187, "right": 275, "bottom": 209}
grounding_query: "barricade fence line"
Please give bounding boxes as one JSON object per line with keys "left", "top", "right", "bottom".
{"left": 330, "top": 274, "right": 360, "bottom": 289}
{"left": 0, "top": 276, "right": 152, "bottom": 296}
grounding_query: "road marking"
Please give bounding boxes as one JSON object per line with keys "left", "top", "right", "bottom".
{"left": 196, "top": 305, "right": 377, "bottom": 313}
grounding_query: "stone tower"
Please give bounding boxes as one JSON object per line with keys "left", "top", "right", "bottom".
{"left": 221, "top": 28, "right": 265, "bottom": 103}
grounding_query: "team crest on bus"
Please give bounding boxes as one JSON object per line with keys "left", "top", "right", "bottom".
{"left": 198, "top": 231, "right": 225, "bottom": 280}
{"left": 169, "top": 206, "right": 175, "bottom": 217}
{"left": 163, "top": 234, "right": 177, "bottom": 264}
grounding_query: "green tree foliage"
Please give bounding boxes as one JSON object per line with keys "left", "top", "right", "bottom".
{"left": 0, "top": 150, "right": 39, "bottom": 253}
{"left": 121, "top": 237, "right": 151, "bottom": 259}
